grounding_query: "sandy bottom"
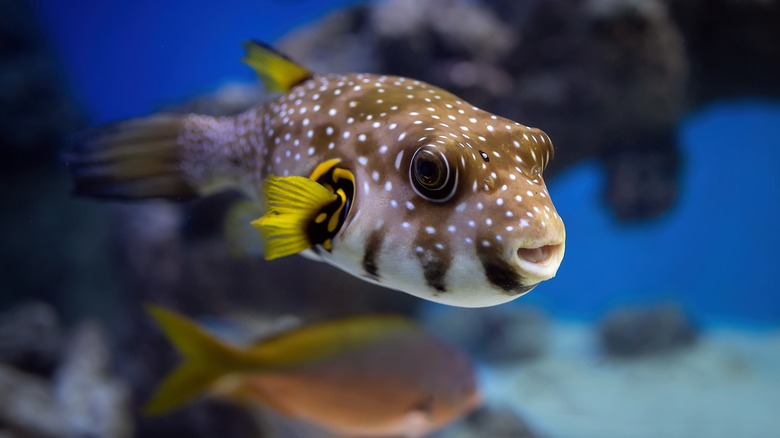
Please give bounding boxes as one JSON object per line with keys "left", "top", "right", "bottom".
{"left": 481, "top": 322, "right": 780, "bottom": 438}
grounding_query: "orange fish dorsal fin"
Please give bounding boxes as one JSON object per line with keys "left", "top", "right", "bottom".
{"left": 241, "top": 40, "right": 312, "bottom": 92}
{"left": 248, "top": 315, "right": 416, "bottom": 369}
{"left": 143, "top": 305, "right": 253, "bottom": 416}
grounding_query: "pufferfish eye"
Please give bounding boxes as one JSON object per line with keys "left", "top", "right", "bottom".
{"left": 409, "top": 146, "right": 458, "bottom": 202}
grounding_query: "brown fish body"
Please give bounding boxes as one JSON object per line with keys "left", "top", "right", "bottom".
{"left": 175, "top": 72, "right": 565, "bottom": 306}
{"left": 71, "top": 43, "right": 565, "bottom": 307}
{"left": 144, "top": 307, "right": 479, "bottom": 438}
{"left": 227, "top": 329, "right": 478, "bottom": 437}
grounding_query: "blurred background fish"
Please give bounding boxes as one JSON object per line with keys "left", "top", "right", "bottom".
{"left": 2, "top": 0, "right": 780, "bottom": 437}
{"left": 144, "top": 305, "right": 480, "bottom": 438}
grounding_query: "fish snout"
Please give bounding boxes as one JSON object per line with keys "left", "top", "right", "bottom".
{"left": 514, "top": 240, "right": 565, "bottom": 284}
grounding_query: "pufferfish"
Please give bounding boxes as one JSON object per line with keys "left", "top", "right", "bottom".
{"left": 69, "top": 41, "right": 565, "bottom": 307}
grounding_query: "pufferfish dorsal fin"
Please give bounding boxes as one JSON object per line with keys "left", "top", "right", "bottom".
{"left": 241, "top": 40, "right": 312, "bottom": 92}
{"left": 251, "top": 175, "right": 338, "bottom": 260}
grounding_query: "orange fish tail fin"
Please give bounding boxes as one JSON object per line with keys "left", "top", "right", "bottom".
{"left": 66, "top": 114, "right": 198, "bottom": 200}
{"left": 143, "top": 305, "right": 252, "bottom": 416}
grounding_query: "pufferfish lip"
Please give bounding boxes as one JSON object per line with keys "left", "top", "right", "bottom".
{"left": 514, "top": 241, "right": 566, "bottom": 283}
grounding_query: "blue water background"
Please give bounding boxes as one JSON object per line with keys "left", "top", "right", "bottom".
{"left": 31, "top": 1, "right": 780, "bottom": 327}
{"left": 525, "top": 103, "right": 780, "bottom": 327}
{"left": 30, "top": 0, "right": 365, "bottom": 123}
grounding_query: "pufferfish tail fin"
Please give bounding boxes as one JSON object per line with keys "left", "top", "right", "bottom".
{"left": 241, "top": 40, "right": 312, "bottom": 93}
{"left": 66, "top": 114, "right": 198, "bottom": 200}
{"left": 143, "top": 305, "right": 255, "bottom": 416}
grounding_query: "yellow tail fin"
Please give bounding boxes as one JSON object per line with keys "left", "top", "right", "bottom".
{"left": 143, "top": 305, "right": 253, "bottom": 416}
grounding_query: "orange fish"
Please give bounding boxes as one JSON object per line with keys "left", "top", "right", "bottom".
{"left": 145, "top": 305, "right": 480, "bottom": 437}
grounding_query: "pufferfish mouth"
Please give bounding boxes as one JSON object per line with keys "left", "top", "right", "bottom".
{"left": 514, "top": 242, "right": 565, "bottom": 284}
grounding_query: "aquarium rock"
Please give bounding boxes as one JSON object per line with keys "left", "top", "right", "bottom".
{"left": 0, "top": 301, "right": 61, "bottom": 377}
{"left": 598, "top": 304, "right": 698, "bottom": 358}
{"left": 0, "top": 0, "right": 83, "bottom": 171}
{"left": 434, "top": 404, "right": 542, "bottom": 438}
{"left": 0, "top": 304, "right": 132, "bottom": 438}
{"left": 426, "top": 306, "right": 549, "bottom": 363}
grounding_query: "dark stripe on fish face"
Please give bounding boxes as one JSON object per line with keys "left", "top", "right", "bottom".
{"left": 362, "top": 228, "right": 384, "bottom": 280}
{"left": 476, "top": 240, "right": 532, "bottom": 296}
{"left": 415, "top": 246, "right": 452, "bottom": 293}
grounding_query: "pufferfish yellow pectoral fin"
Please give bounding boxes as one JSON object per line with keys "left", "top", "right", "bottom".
{"left": 252, "top": 175, "right": 338, "bottom": 261}
{"left": 241, "top": 40, "right": 312, "bottom": 93}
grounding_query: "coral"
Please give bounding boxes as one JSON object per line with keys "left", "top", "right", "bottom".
{"left": 0, "top": 302, "right": 132, "bottom": 438}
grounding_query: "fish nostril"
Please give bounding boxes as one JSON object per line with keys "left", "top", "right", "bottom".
{"left": 517, "top": 244, "right": 560, "bottom": 265}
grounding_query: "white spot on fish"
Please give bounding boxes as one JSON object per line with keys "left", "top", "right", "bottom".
{"left": 394, "top": 151, "right": 404, "bottom": 170}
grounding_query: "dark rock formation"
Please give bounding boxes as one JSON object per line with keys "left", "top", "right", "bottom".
{"left": 0, "top": 0, "right": 83, "bottom": 172}
{"left": 434, "top": 404, "right": 543, "bottom": 438}
{"left": 669, "top": 0, "right": 780, "bottom": 104}
{"left": 0, "top": 301, "right": 61, "bottom": 377}
{"left": 426, "top": 306, "right": 549, "bottom": 363}
{"left": 598, "top": 304, "right": 698, "bottom": 358}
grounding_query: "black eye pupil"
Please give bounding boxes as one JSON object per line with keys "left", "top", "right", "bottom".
{"left": 416, "top": 159, "right": 440, "bottom": 186}
{"left": 409, "top": 147, "right": 457, "bottom": 203}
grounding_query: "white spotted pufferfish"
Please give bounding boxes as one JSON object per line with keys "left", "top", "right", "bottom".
{"left": 70, "top": 41, "right": 565, "bottom": 308}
